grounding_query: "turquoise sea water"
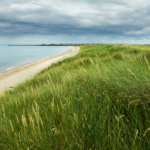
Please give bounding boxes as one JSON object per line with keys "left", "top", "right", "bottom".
{"left": 0, "top": 45, "right": 72, "bottom": 73}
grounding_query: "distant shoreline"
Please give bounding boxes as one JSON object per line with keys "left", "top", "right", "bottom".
{"left": 8, "top": 44, "right": 150, "bottom": 46}
{"left": 0, "top": 46, "right": 80, "bottom": 94}
{"left": 8, "top": 43, "right": 100, "bottom": 46}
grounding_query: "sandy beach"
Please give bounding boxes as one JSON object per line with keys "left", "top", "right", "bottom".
{"left": 0, "top": 46, "right": 80, "bottom": 94}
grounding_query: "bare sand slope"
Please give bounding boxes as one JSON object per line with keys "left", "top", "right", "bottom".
{"left": 0, "top": 46, "right": 80, "bottom": 94}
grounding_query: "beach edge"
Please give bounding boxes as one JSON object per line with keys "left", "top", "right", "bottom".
{"left": 0, "top": 46, "right": 80, "bottom": 94}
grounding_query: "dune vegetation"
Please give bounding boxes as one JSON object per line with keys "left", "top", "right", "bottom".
{"left": 1, "top": 44, "right": 150, "bottom": 149}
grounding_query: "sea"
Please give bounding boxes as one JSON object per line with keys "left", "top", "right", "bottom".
{"left": 0, "top": 45, "right": 72, "bottom": 73}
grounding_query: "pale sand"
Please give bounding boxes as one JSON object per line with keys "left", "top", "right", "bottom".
{"left": 0, "top": 46, "right": 80, "bottom": 94}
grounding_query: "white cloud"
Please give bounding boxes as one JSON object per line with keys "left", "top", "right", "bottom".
{"left": 127, "top": 27, "right": 150, "bottom": 35}
{"left": 0, "top": 0, "right": 150, "bottom": 43}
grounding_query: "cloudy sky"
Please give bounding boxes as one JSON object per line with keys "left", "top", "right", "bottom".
{"left": 0, "top": 0, "right": 150, "bottom": 44}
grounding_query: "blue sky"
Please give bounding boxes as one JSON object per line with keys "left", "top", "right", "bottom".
{"left": 0, "top": 0, "right": 150, "bottom": 44}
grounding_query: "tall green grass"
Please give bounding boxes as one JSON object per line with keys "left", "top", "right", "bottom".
{"left": 1, "top": 44, "right": 150, "bottom": 149}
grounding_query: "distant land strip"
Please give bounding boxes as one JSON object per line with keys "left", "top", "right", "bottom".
{"left": 8, "top": 44, "right": 150, "bottom": 46}
{"left": 8, "top": 43, "right": 102, "bottom": 46}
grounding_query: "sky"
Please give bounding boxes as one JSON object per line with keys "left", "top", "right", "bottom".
{"left": 0, "top": 0, "right": 150, "bottom": 44}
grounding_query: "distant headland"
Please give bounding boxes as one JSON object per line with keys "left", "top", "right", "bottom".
{"left": 8, "top": 43, "right": 150, "bottom": 46}
{"left": 8, "top": 43, "right": 101, "bottom": 46}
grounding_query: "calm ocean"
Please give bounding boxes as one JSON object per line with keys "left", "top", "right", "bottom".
{"left": 0, "top": 45, "right": 72, "bottom": 73}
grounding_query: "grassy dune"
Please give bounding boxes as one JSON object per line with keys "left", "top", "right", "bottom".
{"left": 1, "top": 44, "right": 150, "bottom": 149}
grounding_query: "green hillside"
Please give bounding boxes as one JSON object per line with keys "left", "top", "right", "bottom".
{"left": 1, "top": 44, "right": 150, "bottom": 149}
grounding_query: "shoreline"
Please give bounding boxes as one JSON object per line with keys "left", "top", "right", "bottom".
{"left": 0, "top": 46, "right": 80, "bottom": 94}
